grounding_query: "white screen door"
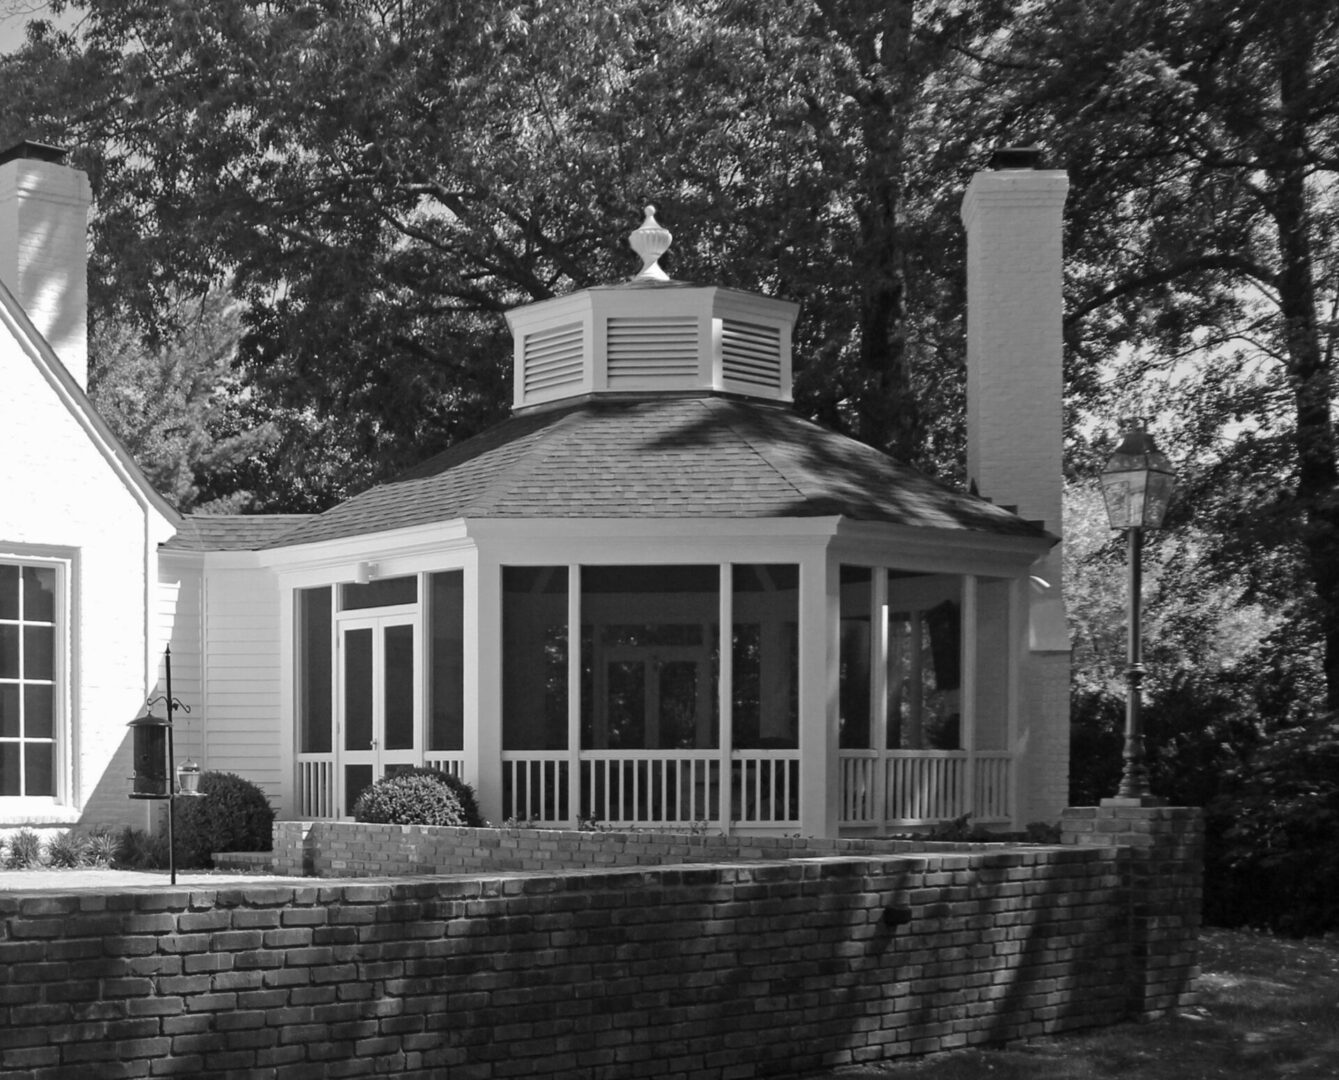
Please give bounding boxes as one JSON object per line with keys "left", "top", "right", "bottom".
{"left": 339, "top": 615, "right": 418, "bottom": 816}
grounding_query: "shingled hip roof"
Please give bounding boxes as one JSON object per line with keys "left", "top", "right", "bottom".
{"left": 262, "top": 396, "right": 1048, "bottom": 550}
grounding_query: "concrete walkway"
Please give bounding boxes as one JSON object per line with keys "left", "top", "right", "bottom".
{"left": 0, "top": 867, "right": 316, "bottom": 892}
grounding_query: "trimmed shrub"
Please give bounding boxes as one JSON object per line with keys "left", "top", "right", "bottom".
{"left": 398, "top": 767, "right": 484, "bottom": 828}
{"left": 353, "top": 772, "right": 467, "bottom": 826}
{"left": 171, "top": 771, "right": 275, "bottom": 869}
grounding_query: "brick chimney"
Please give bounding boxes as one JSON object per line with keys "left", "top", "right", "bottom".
{"left": 961, "top": 148, "right": 1069, "bottom": 651}
{"left": 0, "top": 141, "right": 92, "bottom": 388}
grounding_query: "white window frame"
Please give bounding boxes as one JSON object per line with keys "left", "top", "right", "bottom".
{"left": 0, "top": 552, "right": 70, "bottom": 807}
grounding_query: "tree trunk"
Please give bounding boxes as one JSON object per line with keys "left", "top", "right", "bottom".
{"left": 839, "top": 0, "right": 920, "bottom": 463}
{"left": 1274, "top": 27, "right": 1339, "bottom": 709}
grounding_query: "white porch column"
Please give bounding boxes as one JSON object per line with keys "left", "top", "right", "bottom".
{"left": 870, "top": 568, "right": 889, "bottom": 828}
{"left": 962, "top": 574, "right": 978, "bottom": 821}
{"left": 799, "top": 547, "right": 839, "bottom": 837}
{"left": 566, "top": 563, "right": 581, "bottom": 828}
{"left": 718, "top": 562, "right": 733, "bottom": 833}
{"left": 469, "top": 550, "right": 503, "bottom": 825}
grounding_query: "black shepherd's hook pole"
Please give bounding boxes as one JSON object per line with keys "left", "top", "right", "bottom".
{"left": 166, "top": 645, "right": 177, "bottom": 886}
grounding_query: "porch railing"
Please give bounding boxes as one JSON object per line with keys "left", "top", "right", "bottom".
{"left": 838, "top": 749, "right": 1013, "bottom": 828}
{"left": 295, "top": 754, "right": 335, "bottom": 819}
{"left": 299, "top": 747, "right": 1008, "bottom": 829}
{"left": 501, "top": 749, "right": 802, "bottom": 829}
{"left": 295, "top": 752, "right": 466, "bottom": 819}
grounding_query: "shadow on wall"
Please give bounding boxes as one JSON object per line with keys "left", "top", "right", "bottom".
{"left": 78, "top": 727, "right": 154, "bottom": 833}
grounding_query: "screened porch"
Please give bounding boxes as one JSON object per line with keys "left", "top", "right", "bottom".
{"left": 290, "top": 557, "right": 1018, "bottom": 835}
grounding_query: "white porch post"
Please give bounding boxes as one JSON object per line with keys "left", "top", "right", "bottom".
{"left": 799, "top": 547, "right": 838, "bottom": 837}
{"left": 962, "top": 574, "right": 978, "bottom": 822}
{"left": 718, "top": 562, "right": 733, "bottom": 833}
{"left": 1007, "top": 575, "right": 1025, "bottom": 827}
{"left": 566, "top": 563, "right": 581, "bottom": 828}
{"left": 870, "top": 568, "right": 889, "bottom": 831}
{"left": 470, "top": 551, "right": 503, "bottom": 826}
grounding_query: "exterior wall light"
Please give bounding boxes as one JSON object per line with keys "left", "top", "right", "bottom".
{"left": 1099, "top": 419, "right": 1176, "bottom": 804}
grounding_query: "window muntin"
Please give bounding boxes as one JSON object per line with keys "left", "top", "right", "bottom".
{"left": 0, "top": 561, "right": 60, "bottom": 797}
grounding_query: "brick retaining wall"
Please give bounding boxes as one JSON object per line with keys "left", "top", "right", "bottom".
{"left": 2, "top": 848, "right": 1134, "bottom": 1079}
{"left": 0, "top": 808, "right": 1202, "bottom": 1079}
{"left": 269, "top": 819, "right": 1008, "bottom": 878}
{"left": 1062, "top": 805, "right": 1204, "bottom": 1018}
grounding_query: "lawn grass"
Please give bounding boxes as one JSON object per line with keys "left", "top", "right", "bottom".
{"left": 810, "top": 928, "right": 1339, "bottom": 1079}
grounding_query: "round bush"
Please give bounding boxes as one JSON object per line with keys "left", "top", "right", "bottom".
{"left": 353, "top": 773, "right": 467, "bottom": 826}
{"left": 399, "top": 768, "right": 484, "bottom": 828}
{"left": 172, "top": 771, "right": 275, "bottom": 869}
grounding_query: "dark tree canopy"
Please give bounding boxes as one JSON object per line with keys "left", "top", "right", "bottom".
{"left": 6, "top": 3, "right": 1339, "bottom": 920}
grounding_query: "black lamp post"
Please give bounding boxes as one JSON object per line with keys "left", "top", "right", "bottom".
{"left": 1099, "top": 419, "right": 1175, "bottom": 804}
{"left": 128, "top": 646, "right": 201, "bottom": 883}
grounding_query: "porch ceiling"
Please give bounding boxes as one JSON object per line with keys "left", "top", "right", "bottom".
{"left": 259, "top": 395, "right": 1050, "bottom": 550}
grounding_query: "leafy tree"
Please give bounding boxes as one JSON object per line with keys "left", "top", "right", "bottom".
{"left": 0, "top": 0, "right": 1025, "bottom": 510}
{"left": 988, "top": 0, "right": 1339, "bottom": 708}
{"left": 88, "top": 289, "right": 278, "bottom": 512}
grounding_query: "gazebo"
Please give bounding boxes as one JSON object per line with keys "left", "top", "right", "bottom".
{"left": 242, "top": 167, "right": 1069, "bottom": 838}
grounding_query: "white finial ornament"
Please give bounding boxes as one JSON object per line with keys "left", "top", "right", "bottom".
{"left": 630, "top": 205, "right": 672, "bottom": 280}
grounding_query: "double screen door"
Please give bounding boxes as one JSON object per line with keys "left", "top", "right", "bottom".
{"left": 339, "top": 614, "right": 419, "bottom": 816}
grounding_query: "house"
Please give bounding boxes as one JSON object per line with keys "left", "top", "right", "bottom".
{"left": 0, "top": 140, "right": 1070, "bottom": 838}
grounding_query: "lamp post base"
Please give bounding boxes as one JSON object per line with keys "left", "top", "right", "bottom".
{"left": 1100, "top": 795, "right": 1166, "bottom": 807}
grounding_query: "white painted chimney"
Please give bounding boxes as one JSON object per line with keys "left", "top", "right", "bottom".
{"left": 961, "top": 148, "right": 1069, "bottom": 651}
{"left": 0, "top": 141, "right": 92, "bottom": 389}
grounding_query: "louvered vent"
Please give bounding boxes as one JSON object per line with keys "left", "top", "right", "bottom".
{"left": 606, "top": 316, "right": 699, "bottom": 384}
{"left": 721, "top": 319, "right": 782, "bottom": 391}
{"left": 523, "top": 321, "right": 585, "bottom": 395}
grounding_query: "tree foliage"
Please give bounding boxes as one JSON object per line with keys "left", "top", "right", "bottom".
{"left": 4, "top": 0, "right": 1339, "bottom": 929}
{"left": 88, "top": 288, "right": 278, "bottom": 512}
{"left": 988, "top": 0, "right": 1339, "bottom": 708}
{"left": 0, "top": 0, "right": 1022, "bottom": 509}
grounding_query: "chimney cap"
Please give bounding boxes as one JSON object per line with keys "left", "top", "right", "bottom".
{"left": 0, "top": 140, "right": 68, "bottom": 166}
{"left": 989, "top": 145, "right": 1044, "bottom": 170}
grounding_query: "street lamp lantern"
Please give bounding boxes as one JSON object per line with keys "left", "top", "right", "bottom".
{"left": 1100, "top": 421, "right": 1175, "bottom": 531}
{"left": 1099, "top": 418, "right": 1175, "bottom": 805}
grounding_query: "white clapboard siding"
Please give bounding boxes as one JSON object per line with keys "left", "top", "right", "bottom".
{"left": 199, "top": 566, "right": 283, "bottom": 803}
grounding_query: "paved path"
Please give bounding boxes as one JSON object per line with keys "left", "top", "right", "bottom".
{"left": 0, "top": 868, "right": 316, "bottom": 892}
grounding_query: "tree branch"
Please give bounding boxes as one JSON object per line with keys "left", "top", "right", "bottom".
{"left": 1065, "top": 253, "right": 1278, "bottom": 326}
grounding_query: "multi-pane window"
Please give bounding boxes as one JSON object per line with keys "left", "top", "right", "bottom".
{"left": 0, "top": 561, "right": 59, "bottom": 797}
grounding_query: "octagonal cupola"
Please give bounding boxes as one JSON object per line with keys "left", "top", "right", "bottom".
{"left": 504, "top": 207, "right": 798, "bottom": 411}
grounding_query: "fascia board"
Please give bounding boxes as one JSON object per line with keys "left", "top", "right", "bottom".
{"left": 0, "top": 280, "right": 180, "bottom": 529}
{"left": 832, "top": 520, "right": 1051, "bottom": 577}
{"left": 256, "top": 520, "right": 473, "bottom": 572}
{"left": 462, "top": 516, "right": 842, "bottom": 545}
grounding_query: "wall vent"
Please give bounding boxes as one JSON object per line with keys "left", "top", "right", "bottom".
{"left": 721, "top": 319, "right": 782, "bottom": 391}
{"left": 523, "top": 321, "right": 585, "bottom": 395}
{"left": 606, "top": 316, "right": 699, "bottom": 384}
